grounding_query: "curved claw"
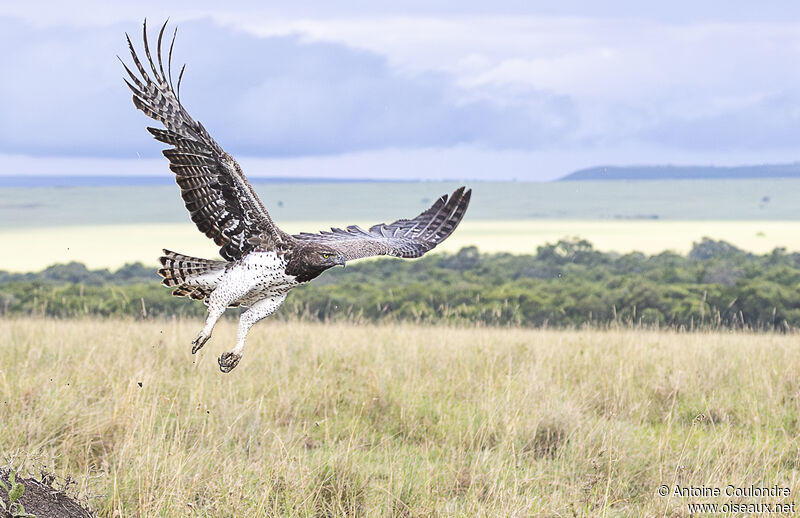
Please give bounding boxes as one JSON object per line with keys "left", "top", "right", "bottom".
{"left": 218, "top": 351, "right": 242, "bottom": 373}
{"left": 191, "top": 333, "right": 211, "bottom": 354}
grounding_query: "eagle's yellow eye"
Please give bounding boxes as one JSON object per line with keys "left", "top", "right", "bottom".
{"left": 322, "top": 253, "right": 330, "bottom": 259}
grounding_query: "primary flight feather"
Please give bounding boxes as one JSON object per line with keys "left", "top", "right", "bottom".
{"left": 122, "top": 21, "right": 472, "bottom": 372}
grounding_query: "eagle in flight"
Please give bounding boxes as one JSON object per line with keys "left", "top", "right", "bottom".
{"left": 121, "top": 22, "right": 471, "bottom": 372}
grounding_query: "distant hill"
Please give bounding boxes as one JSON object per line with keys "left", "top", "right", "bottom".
{"left": 560, "top": 163, "right": 800, "bottom": 181}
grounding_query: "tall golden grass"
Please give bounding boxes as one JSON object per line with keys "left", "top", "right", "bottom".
{"left": 1, "top": 318, "right": 799, "bottom": 516}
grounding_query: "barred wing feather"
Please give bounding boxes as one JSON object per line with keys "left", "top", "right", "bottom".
{"left": 293, "top": 187, "right": 471, "bottom": 261}
{"left": 121, "top": 21, "right": 286, "bottom": 260}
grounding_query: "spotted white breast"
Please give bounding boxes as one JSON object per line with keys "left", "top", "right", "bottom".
{"left": 215, "top": 251, "right": 299, "bottom": 308}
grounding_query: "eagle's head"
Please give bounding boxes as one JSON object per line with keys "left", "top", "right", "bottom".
{"left": 285, "top": 242, "right": 346, "bottom": 282}
{"left": 310, "top": 245, "right": 347, "bottom": 269}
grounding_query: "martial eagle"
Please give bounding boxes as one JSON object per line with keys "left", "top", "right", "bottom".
{"left": 121, "top": 22, "right": 471, "bottom": 372}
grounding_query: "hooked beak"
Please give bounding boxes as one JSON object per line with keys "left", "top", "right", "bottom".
{"left": 336, "top": 255, "right": 347, "bottom": 267}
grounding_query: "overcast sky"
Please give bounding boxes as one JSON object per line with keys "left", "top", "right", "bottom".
{"left": 3, "top": 1, "right": 800, "bottom": 180}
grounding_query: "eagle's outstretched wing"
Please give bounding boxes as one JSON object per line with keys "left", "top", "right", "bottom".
{"left": 121, "top": 21, "right": 287, "bottom": 261}
{"left": 293, "top": 187, "right": 471, "bottom": 261}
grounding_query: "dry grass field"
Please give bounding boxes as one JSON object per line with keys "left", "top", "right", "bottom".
{"left": 4, "top": 219, "right": 800, "bottom": 272}
{"left": 2, "top": 319, "right": 800, "bottom": 516}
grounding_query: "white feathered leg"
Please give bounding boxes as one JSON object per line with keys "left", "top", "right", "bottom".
{"left": 191, "top": 275, "right": 251, "bottom": 354}
{"left": 218, "top": 293, "right": 287, "bottom": 373}
{"left": 192, "top": 302, "right": 225, "bottom": 354}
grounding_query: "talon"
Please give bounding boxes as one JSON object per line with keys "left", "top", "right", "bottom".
{"left": 218, "top": 351, "right": 242, "bottom": 373}
{"left": 191, "top": 333, "right": 211, "bottom": 354}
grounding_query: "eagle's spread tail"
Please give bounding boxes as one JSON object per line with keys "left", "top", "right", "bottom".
{"left": 158, "top": 249, "right": 227, "bottom": 301}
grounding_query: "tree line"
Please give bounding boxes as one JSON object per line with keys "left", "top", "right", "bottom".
{"left": 2, "top": 238, "right": 799, "bottom": 330}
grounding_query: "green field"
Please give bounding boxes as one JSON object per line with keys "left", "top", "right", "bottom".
{"left": 3, "top": 179, "right": 800, "bottom": 227}
{"left": 2, "top": 319, "right": 800, "bottom": 516}
{"left": 4, "top": 179, "right": 800, "bottom": 271}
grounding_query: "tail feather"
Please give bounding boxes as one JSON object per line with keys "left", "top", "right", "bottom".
{"left": 158, "top": 249, "right": 227, "bottom": 300}
{"left": 171, "top": 285, "right": 210, "bottom": 301}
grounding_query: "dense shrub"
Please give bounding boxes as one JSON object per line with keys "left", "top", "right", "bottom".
{"left": 2, "top": 238, "right": 800, "bottom": 329}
